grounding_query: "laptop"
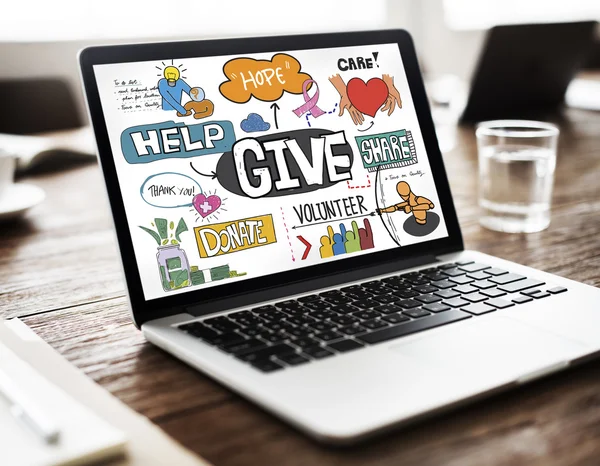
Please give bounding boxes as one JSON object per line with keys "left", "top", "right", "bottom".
{"left": 460, "top": 21, "right": 598, "bottom": 123}
{"left": 79, "top": 29, "right": 600, "bottom": 444}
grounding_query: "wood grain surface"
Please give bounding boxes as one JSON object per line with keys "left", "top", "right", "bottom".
{"left": 1, "top": 108, "right": 599, "bottom": 466}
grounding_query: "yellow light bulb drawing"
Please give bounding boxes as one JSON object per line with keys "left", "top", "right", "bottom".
{"left": 164, "top": 66, "right": 180, "bottom": 87}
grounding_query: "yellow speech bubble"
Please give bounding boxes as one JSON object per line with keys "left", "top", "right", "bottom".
{"left": 194, "top": 214, "right": 277, "bottom": 258}
{"left": 219, "top": 54, "right": 312, "bottom": 103}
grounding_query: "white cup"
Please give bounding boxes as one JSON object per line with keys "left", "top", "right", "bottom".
{"left": 0, "top": 150, "right": 17, "bottom": 200}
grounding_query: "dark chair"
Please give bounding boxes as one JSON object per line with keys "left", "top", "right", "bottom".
{"left": 0, "top": 78, "right": 82, "bottom": 134}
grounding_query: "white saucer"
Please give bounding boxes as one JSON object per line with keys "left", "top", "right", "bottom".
{"left": 0, "top": 183, "right": 46, "bottom": 221}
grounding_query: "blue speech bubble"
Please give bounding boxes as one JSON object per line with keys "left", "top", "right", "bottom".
{"left": 140, "top": 172, "right": 202, "bottom": 208}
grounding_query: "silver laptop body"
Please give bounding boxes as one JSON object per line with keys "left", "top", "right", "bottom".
{"left": 79, "top": 29, "right": 600, "bottom": 444}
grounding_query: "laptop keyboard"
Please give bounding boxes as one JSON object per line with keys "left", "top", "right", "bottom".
{"left": 177, "top": 261, "right": 567, "bottom": 373}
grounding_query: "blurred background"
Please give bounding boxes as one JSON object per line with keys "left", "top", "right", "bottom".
{"left": 2, "top": 3, "right": 600, "bottom": 464}
{"left": 1, "top": 0, "right": 599, "bottom": 134}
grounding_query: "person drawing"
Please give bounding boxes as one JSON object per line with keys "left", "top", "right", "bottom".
{"left": 321, "top": 220, "right": 375, "bottom": 258}
{"left": 344, "top": 221, "right": 362, "bottom": 253}
{"left": 158, "top": 66, "right": 192, "bottom": 114}
{"left": 358, "top": 218, "right": 374, "bottom": 250}
{"left": 376, "top": 181, "right": 434, "bottom": 225}
{"left": 319, "top": 233, "right": 334, "bottom": 259}
{"left": 331, "top": 225, "right": 346, "bottom": 256}
{"left": 177, "top": 87, "right": 215, "bottom": 120}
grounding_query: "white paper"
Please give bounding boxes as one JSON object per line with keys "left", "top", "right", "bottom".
{"left": 0, "top": 319, "right": 209, "bottom": 466}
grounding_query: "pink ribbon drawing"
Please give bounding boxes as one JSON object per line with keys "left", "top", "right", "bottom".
{"left": 293, "top": 79, "right": 325, "bottom": 118}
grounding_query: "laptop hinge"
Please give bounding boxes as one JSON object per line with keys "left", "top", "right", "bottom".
{"left": 185, "top": 254, "right": 439, "bottom": 318}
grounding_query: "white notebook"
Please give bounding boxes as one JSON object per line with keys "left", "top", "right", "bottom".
{"left": 0, "top": 318, "right": 209, "bottom": 466}
{"left": 0, "top": 126, "right": 96, "bottom": 172}
{"left": 0, "top": 335, "right": 127, "bottom": 466}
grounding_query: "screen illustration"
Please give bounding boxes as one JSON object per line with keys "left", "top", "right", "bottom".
{"left": 94, "top": 44, "right": 449, "bottom": 300}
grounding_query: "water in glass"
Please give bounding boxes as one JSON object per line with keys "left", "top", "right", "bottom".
{"left": 479, "top": 144, "right": 555, "bottom": 233}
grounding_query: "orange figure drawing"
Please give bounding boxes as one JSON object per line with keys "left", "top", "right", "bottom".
{"left": 376, "top": 181, "right": 434, "bottom": 225}
{"left": 177, "top": 87, "right": 215, "bottom": 120}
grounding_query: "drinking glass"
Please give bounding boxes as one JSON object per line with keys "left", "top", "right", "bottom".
{"left": 476, "top": 120, "right": 559, "bottom": 233}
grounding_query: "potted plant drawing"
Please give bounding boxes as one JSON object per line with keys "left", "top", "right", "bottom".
{"left": 139, "top": 218, "right": 191, "bottom": 292}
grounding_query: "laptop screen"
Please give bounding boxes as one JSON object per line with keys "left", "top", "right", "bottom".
{"left": 93, "top": 43, "right": 449, "bottom": 300}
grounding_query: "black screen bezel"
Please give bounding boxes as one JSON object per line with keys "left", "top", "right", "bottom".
{"left": 79, "top": 29, "right": 463, "bottom": 326}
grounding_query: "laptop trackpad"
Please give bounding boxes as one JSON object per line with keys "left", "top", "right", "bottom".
{"left": 389, "top": 315, "right": 586, "bottom": 382}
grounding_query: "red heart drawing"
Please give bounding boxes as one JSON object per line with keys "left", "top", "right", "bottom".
{"left": 346, "top": 78, "right": 389, "bottom": 118}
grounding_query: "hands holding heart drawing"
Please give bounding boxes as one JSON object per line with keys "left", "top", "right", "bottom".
{"left": 329, "top": 74, "right": 402, "bottom": 125}
{"left": 380, "top": 74, "right": 403, "bottom": 116}
{"left": 329, "top": 74, "right": 365, "bottom": 125}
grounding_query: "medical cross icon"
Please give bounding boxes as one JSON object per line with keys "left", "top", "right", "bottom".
{"left": 199, "top": 201, "right": 211, "bottom": 213}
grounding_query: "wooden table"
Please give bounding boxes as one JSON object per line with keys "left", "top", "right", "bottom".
{"left": 2, "top": 109, "right": 599, "bottom": 466}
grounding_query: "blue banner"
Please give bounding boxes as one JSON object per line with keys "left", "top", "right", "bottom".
{"left": 120, "top": 120, "right": 236, "bottom": 164}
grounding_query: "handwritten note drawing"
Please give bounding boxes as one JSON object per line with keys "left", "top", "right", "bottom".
{"left": 114, "top": 79, "right": 161, "bottom": 113}
{"left": 140, "top": 172, "right": 201, "bottom": 208}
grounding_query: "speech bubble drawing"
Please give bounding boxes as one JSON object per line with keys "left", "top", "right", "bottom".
{"left": 140, "top": 172, "right": 202, "bottom": 208}
{"left": 219, "top": 54, "right": 312, "bottom": 103}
